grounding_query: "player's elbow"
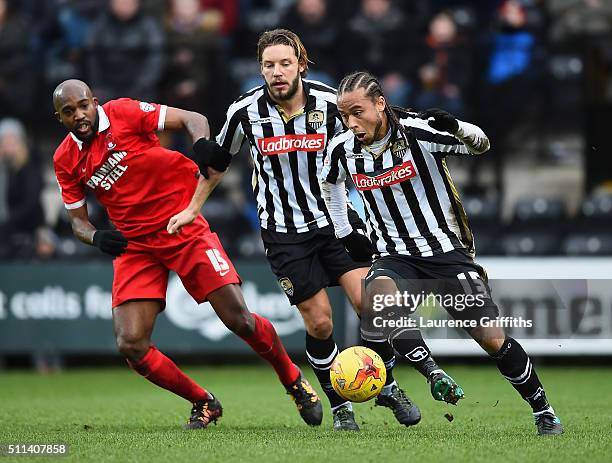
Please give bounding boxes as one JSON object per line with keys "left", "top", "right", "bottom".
{"left": 319, "top": 179, "right": 330, "bottom": 195}
{"left": 191, "top": 111, "right": 210, "bottom": 131}
{"left": 470, "top": 138, "right": 491, "bottom": 155}
{"left": 320, "top": 179, "right": 334, "bottom": 189}
{"left": 181, "top": 110, "right": 210, "bottom": 138}
{"left": 480, "top": 137, "right": 491, "bottom": 154}
{"left": 199, "top": 112, "right": 209, "bottom": 127}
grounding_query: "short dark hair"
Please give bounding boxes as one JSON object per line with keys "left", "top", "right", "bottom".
{"left": 257, "top": 29, "right": 310, "bottom": 77}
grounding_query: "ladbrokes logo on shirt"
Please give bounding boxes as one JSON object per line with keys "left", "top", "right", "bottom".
{"left": 257, "top": 134, "right": 325, "bottom": 155}
{"left": 351, "top": 160, "right": 417, "bottom": 191}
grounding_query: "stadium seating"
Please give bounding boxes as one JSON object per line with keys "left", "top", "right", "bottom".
{"left": 462, "top": 195, "right": 503, "bottom": 255}
{"left": 562, "top": 233, "right": 612, "bottom": 256}
{"left": 501, "top": 232, "right": 563, "bottom": 256}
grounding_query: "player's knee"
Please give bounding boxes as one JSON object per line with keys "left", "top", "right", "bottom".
{"left": 470, "top": 327, "right": 506, "bottom": 354}
{"left": 470, "top": 326, "right": 506, "bottom": 355}
{"left": 209, "top": 288, "right": 256, "bottom": 336}
{"left": 298, "top": 296, "right": 333, "bottom": 338}
{"left": 306, "top": 315, "right": 333, "bottom": 339}
{"left": 224, "top": 310, "right": 255, "bottom": 337}
{"left": 116, "top": 334, "right": 150, "bottom": 362}
{"left": 350, "top": 294, "right": 365, "bottom": 315}
{"left": 481, "top": 337, "right": 505, "bottom": 355}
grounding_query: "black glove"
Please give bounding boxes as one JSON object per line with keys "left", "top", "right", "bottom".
{"left": 92, "top": 230, "right": 128, "bottom": 257}
{"left": 192, "top": 138, "right": 232, "bottom": 179}
{"left": 418, "top": 108, "right": 459, "bottom": 134}
{"left": 340, "top": 230, "right": 375, "bottom": 263}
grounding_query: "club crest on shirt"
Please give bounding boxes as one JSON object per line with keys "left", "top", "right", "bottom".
{"left": 104, "top": 131, "right": 117, "bottom": 151}
{"left": 307, "top": 110, "right": 324, "bottom": 130}
{"left": 139, "top": 102, "right": 155, "bottom": 112}
{"left": 105, "top": 133, "right": 116, "bottom": 150}
{"left": 391, "top": 138, "right": 407, "bottom": 158}
{"left": 278, "top": 277, "right": 294, "bottom": 297}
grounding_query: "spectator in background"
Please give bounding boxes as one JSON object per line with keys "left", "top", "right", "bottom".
{"left": 549, "top": 0, "right": 612, "bottom": 46}
{"left": 161, "top": 0, "right": 228, "bottom": 126}
{"left": 485, "top": 1, "right": 540, "bottom": 88}
{"left": 86, "top": 0, "right": 164, "bottom": 102}
{"left": 548, "top": 0, "right": 612, "bottom": 192}
{"left": 0, "top": 0, "right": 34, "bottom": 119}
{"left": 0, "top": 118, "right": 50, "bottom": 259}
{"left": 415, "top": 10, "right": 472, "bottom": 118}
{"left": 201, "top": 0, "right": 238, "bottom": 36}
{"left": 281, "top": 0, "right": 338, "bottom": 85}
{"left": 469, "top": 0, "right": 545, "bottom": 196}
{"left": 34, "top": 0, "right": 101, "bottom": 86}
{"left": 342, "top": 0, "right": 417, "bottom": 107}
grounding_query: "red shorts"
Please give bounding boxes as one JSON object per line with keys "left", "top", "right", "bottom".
{"left": 112, "top": 215, "right": 241, "bottom": 308}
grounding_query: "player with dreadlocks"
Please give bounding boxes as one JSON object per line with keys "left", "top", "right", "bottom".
{"left": 320, "top": 71, "right": 563, "bottom": 436}
{"left": 166, "top": 29, "right": 464, "bottom": 431}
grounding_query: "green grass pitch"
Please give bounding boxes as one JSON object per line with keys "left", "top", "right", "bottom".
{"left": 1, "top": 364, "right": 610, "bottom": 462}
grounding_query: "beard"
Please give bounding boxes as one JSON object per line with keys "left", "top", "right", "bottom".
{"left": 72, "top": 112, "right": 100, "bottom": 142}
{"left": 268, "top": 74, "right": 300, "bottom": 101}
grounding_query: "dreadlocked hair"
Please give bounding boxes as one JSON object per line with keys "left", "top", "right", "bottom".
{"left": 337, "top": 71, "right": 415, "bottom": 142}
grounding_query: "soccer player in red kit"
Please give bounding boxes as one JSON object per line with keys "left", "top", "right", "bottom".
{"left": 52, "top": 79, "right": 322, "bottom": 429}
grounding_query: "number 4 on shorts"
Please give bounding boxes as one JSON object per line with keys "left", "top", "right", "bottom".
{"left": 206, "top": 248, "right": 230, "bottom": 274}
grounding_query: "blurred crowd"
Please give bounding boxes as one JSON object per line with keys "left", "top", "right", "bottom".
{"left": 0, "top": 0, "right": 611, "bottom": 260}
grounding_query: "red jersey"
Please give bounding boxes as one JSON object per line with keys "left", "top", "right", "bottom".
{"left": 53, "top": 98, "right": 200, "bottom": 238}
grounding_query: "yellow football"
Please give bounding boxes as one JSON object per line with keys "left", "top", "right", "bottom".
{"left": 330, "top": 346, "right": 387, "bottom": 403}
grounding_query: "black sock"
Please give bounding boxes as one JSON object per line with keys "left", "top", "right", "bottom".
{"left": 305, "top": 333, "right": 347, "bottom": 408}
{"left": 360, "top": 335, "right": 395, "bottom": 386}
{"left": 389, "top": 328, "right": 440, "bottom": 380}
{"left": 491, "top": 337, "right": 550, "bottom": 413}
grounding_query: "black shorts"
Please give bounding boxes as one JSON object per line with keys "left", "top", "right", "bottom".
{"left": 364, "top": 249, "right": 499, "bottom": 325}
{"left": 262, "top": 225, "right": 369, "bottom": 305}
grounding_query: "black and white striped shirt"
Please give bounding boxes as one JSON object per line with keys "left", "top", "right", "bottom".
{"left": 216, "top": 79, "right": 343, "bottom": 233}
{"left": 320, "top": 113, "right": 490, "bottom": 258}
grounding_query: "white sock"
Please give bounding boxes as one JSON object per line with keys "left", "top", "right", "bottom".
{"left": 533, "top": 406, "right": 555, "bottom": 417}
{"left": 381, "top": 380, "right": 397, "bottom": 396}
{"left": 331, "top": 401, "right": 352, "bottom": 412}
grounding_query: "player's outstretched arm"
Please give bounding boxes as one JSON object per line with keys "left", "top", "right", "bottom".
{"left": 163, "top": 106, "right": 232, "bottom": 179}
{"left": 163, "top": 107, "right": 210, "bottom": 143}
{"left": 68, "top": 205, "right": 128, "bottom": 257}
{"left": 418, "top": 108, "right": 490, "bottom": 154}
{"left": 167, "top": 168, "right": 225, "bottom": 235}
